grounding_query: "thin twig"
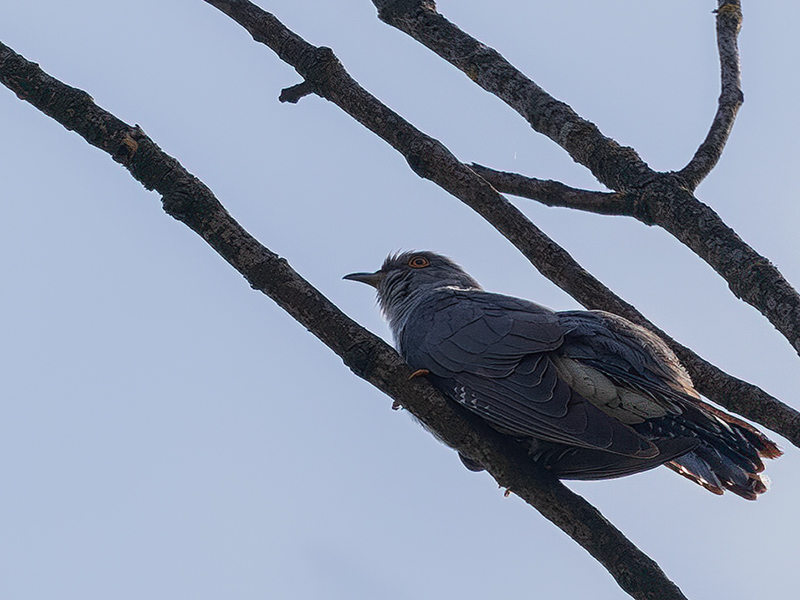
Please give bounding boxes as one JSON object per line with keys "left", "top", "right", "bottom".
{"left": 0, "top": 38, "right": 688, "bottom": 600}
{"left": 372, "top": 0, "right": 800, "bottom": 360}
{"left": 678, "top": 1, "right": 744, "bottom": 188}
{"left": 279, "top": 80, "right": 314, "bottom": 103}
{"left": 471, "top": 164, "right": 633, "bottom": 216}
{"left": 201, "top": 0, "right": 800, "bottom": 449}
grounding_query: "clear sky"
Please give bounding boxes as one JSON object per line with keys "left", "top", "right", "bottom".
{"left": 1, "top": 1, "right": 797, "bottom": 599}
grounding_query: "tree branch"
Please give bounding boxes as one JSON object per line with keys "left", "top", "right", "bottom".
{"left": 372, "top": 0, "right": 800, "bottom": 361}
{"left": 373, "top": 0, "right": 655, "bottom": 192}
{"left": 471, "top": 164, "right": 634, "bottom": 216}
{"left": 0, "top": 38, "right": 689, "bottom": 600}
{"left": 678, "top": 1, "right": 744, "bottom": 189}
{"left": 201, "top": 0, "right": 800, "bottom": 448}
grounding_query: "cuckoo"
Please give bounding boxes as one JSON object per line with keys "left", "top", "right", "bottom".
{"left": 345, "top": 250, "right": 781, "bottom": 499}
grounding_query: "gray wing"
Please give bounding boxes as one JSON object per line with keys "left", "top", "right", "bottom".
{"left": 556, "top": 310, "right": 697, "bottom": 404}
{"left": 400, "top": 291, "right": 657, "bottom": 458}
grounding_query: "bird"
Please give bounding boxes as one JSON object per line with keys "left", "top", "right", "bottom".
{"left": 344, "top": 250, "right": 782, "bottom": 499}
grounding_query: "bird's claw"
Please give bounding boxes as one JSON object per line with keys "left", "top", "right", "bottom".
{"left": 408, "top": 368, "right": 430, "bottom": 380}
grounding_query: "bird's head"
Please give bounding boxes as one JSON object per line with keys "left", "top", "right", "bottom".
{"left": 344, "top": 250, "right": 481, "bottom": 328}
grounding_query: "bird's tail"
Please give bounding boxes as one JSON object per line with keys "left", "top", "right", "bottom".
{"left": 665, "top": 401, "right": 782, "bottom": 500}
{"left": 667, "top": 448, "right": 766, "bottom": 500}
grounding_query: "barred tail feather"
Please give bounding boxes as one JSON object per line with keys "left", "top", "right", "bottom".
{"left": 668, "top": 444, "right": 769, "bottom": 500}
{"left": 687, "top": 397, "right": 783, "bottom": 461}
{"left": 654, "top": 399, "right": 781, "bottom": 499}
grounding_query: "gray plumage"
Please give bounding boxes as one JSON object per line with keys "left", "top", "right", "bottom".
{"left": 345, "top": 251, "right": 781, "bottom": 499}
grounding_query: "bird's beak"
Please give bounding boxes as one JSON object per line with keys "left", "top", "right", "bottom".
{"left": 343, "top": 270, "right": 385, "bottom": 288}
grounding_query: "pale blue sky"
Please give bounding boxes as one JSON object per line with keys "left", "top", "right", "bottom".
{"left": 1, "top": 2, "right": 797, "bottom": 599}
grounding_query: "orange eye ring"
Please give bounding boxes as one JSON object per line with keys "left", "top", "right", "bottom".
{"left": 408, "top": 255, "right": 431, "bottom": 269}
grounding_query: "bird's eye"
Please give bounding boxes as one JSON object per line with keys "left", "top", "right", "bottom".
{"left": 408, "top": 255, "right": 431, "bottom": 269}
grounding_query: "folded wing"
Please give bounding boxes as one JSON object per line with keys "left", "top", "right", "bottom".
{"left": 400, "top": 291, "right": 659, "bottom": 459}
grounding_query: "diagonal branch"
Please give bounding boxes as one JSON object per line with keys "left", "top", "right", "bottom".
{"left": 0, "top": 38, "right": 689, "bottom": 600}
{"left": 372, "top": 0, "right": 800, "bottom": 361}
{"left": 201, "top": 0, "right": 800, "bottom": 448}
{"left": 470, "top": 164, "right": 634, "bottom": 216}
{"left": 373, "top": 0, "right": 655, "bottom": 192}
{"left": 678, "top": 1, "right": 744, "bottom": 189}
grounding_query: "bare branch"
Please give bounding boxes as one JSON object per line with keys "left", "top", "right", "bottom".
{"left": 471, "top": 164, "right": 634, "bottom": 216}
{"left": 373, "top": 0, "right": 654, "bottom": 192}
{"left": 372, "top": 0, "right": 800, "bottom": 360}
{"left": 0, "top": 38, "right": 690, "bottom": 600}
{"left": 201, "top": 0, "right": 800, "bottom": 448}
{"left": 678, "top": 1, "right": 744, "bottom": 188}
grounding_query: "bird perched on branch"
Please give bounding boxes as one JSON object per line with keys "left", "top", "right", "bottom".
{"left": 345, "top": 250, "right": 781, "bottom": 499}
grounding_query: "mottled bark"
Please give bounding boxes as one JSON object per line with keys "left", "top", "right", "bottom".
{"left": 372, "top": 0, "right": 800, "bottom": 360}
{"left": 0, "top": 39, "right": 688, "bottom": 600}
{"left": 201, "top": 0, "right": 800, "bottom": 448}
